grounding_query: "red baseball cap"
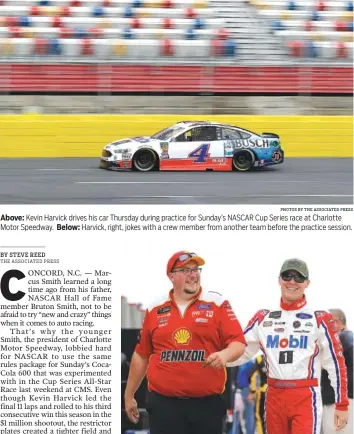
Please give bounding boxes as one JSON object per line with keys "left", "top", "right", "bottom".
{"left": 166, "top": 251, "right": 205, "bottom": 275}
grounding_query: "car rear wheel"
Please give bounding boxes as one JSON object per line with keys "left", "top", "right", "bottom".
{"left": 232, "top": 150, "right": 255, "bottom": 172}
{"left": 133, "top": 149, "right": 158, "bottom": 172}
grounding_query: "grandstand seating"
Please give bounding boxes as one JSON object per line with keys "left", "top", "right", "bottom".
{"left": 0, "top": 0, "right": 351, "bottom": 74}
{"left": 0, "top": 0, "right": 239, "bottom": 58}
{"left": 248, "top": 0, "right": 353, "bottom": 59}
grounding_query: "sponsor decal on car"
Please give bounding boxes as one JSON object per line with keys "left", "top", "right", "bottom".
{"left": 160, "top": 141, "right": 170, "bottom": 159}
{"left": 272, "top": 151, "right": 282, "bottom": 162}
{"left": 225, "top": 139, "right": 268, "bottom": 149}
{"left": 160, "top": 142, "right": 169, "bottom": 152}
{"left": 224, "top": 142, "right": 233, "bottom": 149}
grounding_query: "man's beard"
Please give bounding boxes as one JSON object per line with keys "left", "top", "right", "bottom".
{"left": 184, "top": 286, "right": 198, "bottom": 294}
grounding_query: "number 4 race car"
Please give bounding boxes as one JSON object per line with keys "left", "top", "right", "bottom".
{"left": 99, "top": 121, "right": 284, "bottom": 172}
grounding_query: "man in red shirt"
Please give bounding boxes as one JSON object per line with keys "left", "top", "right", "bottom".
{"left": 124, "top": 251, "right": 246, "bottom": 434}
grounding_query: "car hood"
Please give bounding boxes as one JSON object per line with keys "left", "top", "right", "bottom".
{"left": 107, "top": 136, "right": 160, "bottom": 148}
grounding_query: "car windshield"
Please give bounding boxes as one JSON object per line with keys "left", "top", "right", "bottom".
{"left": 151, "top": 125, "right": 185, "bottom": 140}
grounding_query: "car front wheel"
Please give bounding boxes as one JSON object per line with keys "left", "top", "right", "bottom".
{"left": 99, "top": 160, "right": 110, "bottom": 169}
{"left": 132, "top": 149, "right": 158, "bottom": 172}
{"left": 232, "top": 150, "right": 255, "bottom": 172}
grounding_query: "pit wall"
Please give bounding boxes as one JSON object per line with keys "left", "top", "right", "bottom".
{"left": 0, "top": 115, "right": 352, "bottom": 157}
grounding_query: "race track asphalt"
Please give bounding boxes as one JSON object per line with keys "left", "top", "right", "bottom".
{"left": 0, "top": 158, "right": 352, "bottom": 205}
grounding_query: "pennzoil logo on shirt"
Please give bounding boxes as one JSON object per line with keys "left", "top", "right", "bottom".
{"left": 173, "top": 328, "right": 192, "bottom": 345}
{"left": 160, "top": 349, "right": 206, "bottom": 363}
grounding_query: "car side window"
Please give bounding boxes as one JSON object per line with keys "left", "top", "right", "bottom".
{"left": 174, "top": 126, "right": 217, "bottom": 142}
{"left": 221, "top": 128, "right": 242, "bottom": 140}
{"left": 192, "top": 126, "right": 217, "bottom": 141}
{"left": 239, "top": 131, "right": 251, "bottom": 139}
{"left": 175, "top": 132, "right": 188, "bottom": 142}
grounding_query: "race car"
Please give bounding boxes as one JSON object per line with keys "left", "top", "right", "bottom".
{"left": 99, "top": 121, "right": 284, "bottom": 172}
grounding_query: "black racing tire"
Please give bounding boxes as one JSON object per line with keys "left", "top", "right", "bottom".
{"left": 232, "top": 150, "right": 255, "bottom": 172}
{"left": 132, "top": 149, "right": 158, "bottom": 172}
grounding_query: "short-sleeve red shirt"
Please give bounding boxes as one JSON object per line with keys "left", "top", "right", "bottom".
{"left": 135, "top": 287, "right": 246, "bottom": 397}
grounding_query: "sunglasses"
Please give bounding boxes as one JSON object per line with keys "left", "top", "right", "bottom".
{"left": 172, "top": 252, "right": 198, "bottom": 269}
{"left": 281, "top": 272, "right": 307, "bottom": 284}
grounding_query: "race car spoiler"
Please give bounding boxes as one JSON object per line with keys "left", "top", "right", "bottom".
{"left": 261, "top": 132, "right": 280, "bottom": 139}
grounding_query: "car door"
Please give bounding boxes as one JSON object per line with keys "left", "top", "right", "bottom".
{"left": 162, "top": 126, "right": 225, "bottom": 169}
